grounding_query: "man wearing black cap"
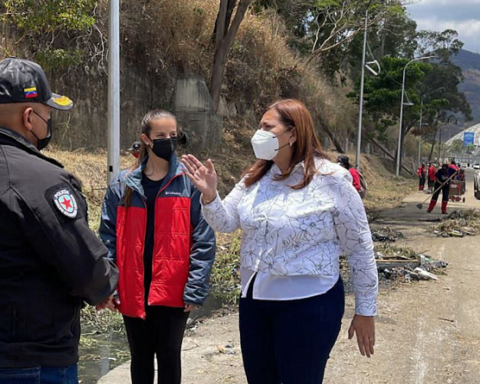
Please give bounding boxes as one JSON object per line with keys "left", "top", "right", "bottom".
{"left": 0, "top": 58, "right": 118, "bottom": 383}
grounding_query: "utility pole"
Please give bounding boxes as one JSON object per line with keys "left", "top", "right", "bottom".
{"left": 417, "top": 99, "right": 423, "bottom": 165}
{"left": 108, "top": 0, "right": 121, "bottom": 183}
{"left": 396, "top": 56, "right": 435, "bottom": 176}
{"left": 355, "top": 10, "right": 368, "bottom": 170}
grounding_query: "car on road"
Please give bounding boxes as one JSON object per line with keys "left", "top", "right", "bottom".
{"left": 460, "top": 163, "right": 468, "bottom": 169}
{"left": 474, "top": 163, "right": 480, "bottom": 170}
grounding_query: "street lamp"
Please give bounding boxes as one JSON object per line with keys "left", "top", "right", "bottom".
{"left": 395, "top": 55, "right": 436, "bottom": 177}
{"left": 355, "top": 10, "right": 368, "bottom": 171}
{"left": 355, "top": 11, "right": 380, "bottom": 170}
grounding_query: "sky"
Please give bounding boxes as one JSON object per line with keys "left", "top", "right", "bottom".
{"left": 406, "top": 0, "right": 480, "bottom": 54}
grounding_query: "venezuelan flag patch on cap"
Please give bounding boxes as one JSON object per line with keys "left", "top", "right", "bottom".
{"left": 24, "top": 86, "right": 38, "bottom": 99}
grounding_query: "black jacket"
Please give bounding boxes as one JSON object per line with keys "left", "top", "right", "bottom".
{"left": 0, "top": 127, "right": 118, "bottom": 368}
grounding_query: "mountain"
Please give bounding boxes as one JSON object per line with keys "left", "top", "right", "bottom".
{"left": 452, "top": 50, "right": 480, "bottom": 124}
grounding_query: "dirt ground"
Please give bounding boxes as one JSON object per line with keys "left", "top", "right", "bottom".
{"left": 100, "top": 170, "right": 480, "bottom": 384}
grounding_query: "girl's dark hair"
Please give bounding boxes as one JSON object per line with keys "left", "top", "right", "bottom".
{"left": 123, "top": 110, "right": 180, "bottom": 207}
{"left": 243, "top": 99, "right": 328, "bottom": 189}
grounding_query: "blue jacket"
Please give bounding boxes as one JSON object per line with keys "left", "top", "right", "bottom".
{"left": 99, "top": 154, "right": 216, "bottom": 319}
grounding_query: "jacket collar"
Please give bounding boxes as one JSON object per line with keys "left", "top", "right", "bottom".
{"left": 125, "top": 153, "right": 185, "bottom": 197}
{"left": 0, "top": 126, "right": 64, "bottom": 168}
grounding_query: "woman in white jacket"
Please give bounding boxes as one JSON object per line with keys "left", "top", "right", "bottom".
{"left": 182, "top": 99, "right": 378, "bottom": 384}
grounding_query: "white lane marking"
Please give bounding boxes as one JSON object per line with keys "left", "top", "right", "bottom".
{"left": 411, "top": 316, "right": 427, "bottom": 384}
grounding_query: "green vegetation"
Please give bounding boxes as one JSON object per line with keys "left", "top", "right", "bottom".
{"left": 1, "top": 0, "right": 99, "bottom": 69}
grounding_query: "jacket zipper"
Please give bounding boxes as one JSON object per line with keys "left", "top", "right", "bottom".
{"left": 146, "top": 173, "right": 184, "bottom": 306}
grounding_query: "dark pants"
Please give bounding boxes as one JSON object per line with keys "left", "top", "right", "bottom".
{"left": 0, "top": 366, "right": 77, "bottom": 384}
{"left": 123, "top": 306, "right": 190, "bottom": 384}
{"left": 419, "top": 176, "right": 426, "bottom": 189}
{"left": 432, "top": 181, "right": 449, "bottom": 202}
{"left": 239, "top": 277, "right": 345, "bottom": 384}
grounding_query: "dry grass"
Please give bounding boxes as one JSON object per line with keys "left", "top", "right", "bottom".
{"left": 331, "top": 152, "right": 416, "bottom": 212}
{"left": 43, "top": 147, "right": 135, "bottom": 231}
{"left": 45, "top": 142, "right": 415, "bottom": 234}
{"left": 117, "top": 0, "right": 356, "bottom": 136}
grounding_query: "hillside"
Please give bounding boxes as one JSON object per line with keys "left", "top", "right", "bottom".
{"left": 452, "top": 49, "right": 480, "bottom": 123}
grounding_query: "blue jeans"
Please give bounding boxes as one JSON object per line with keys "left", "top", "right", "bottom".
{"left": 0, "top": 365, "right": 77, "bottom": 384}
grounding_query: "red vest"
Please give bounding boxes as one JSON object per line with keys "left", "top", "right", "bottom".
{"left": 115, "top": 196, "right": 192, "bottom": 319}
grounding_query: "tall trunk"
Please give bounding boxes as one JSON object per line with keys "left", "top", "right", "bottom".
{"left": 371, "top": 138, "right": 415, "bottom": 176}
{"left": 322, "top": 124, "right": 344, "bottom": 153}
{"left": 428, "top": 125, "right": 438, "bottom": 162}
{"left": 210, "top": 0, "right": 251, "bottom": 112}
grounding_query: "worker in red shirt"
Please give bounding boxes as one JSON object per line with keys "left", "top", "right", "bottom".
{"left": 417, "top": 163, "right": 426, "bottom": 191}
{"left": 449, "top": 160, "right": 459, "bottom": 172}
{"left": 427, "top": 163, "right": 437, "bottom": 193}
{"left": 337, "top": 155, "right": 361, "bottom": 193}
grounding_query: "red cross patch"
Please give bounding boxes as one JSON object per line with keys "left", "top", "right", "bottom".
{"left": 53, "top": 189, "right": 78, "bottom": 218}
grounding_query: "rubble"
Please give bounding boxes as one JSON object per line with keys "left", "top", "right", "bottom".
{"left": 432, "top": 209, "right": 480, "bottom": 237}
{"left": 372, "top": 227, "right": 405, "bottom": 242}
{"left": 373, "top": 244, "right": 448, "bottom": 283}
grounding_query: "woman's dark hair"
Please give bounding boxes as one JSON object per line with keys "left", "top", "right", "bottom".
{"left": 243, "top": 99, "right": 328, "bottom": 189}
{"left": 123, "top": 110, "right": 181, "bottom": 206}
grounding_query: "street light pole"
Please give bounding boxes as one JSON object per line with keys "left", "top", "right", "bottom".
{"left": 107, "top": 0, "right": 121, "bottom": 183}
{"left": 355, "top": 10, "right": 368, "bottom": 170}
{"left": 395, "top": 56, "right": 435, "bottom": 177}
{"left": 417, "top": 99, "right": 423, "bottom": 165}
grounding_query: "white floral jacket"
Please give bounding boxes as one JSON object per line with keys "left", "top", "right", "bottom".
{"left": 202, "top": 158, "right": 378, "bottom": 316}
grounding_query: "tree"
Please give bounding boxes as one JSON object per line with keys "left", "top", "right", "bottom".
{"left": 304, "top": 0, "right": 405, "bottom": 65}
{"left": 210, "top": 0, "right": 253, "bottom": 112}
{"left": 448, "top": 139, "right": 463, "bottom": 154}
{"left": 1, "top": 0, "right": 100, "bottom": 71}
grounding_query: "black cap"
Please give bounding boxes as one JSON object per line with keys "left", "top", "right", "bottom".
{"left": 337, "top": 155, "right": 350, "bottom": 168}
{"left": 128, "top": 141, "right": 141, "bottom": 151}
{"left": 0, "top": 57, "right": 73, "bottom": 111}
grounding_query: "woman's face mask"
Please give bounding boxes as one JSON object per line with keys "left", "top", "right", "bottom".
{"left": 150, "top": 137, "right": 178, "bottom": 161}
{"left": 251, "top": 129, "right": 291, "bottom": 161}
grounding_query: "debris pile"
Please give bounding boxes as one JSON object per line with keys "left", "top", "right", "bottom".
{"left": 433, "top": 209, "right": 480, "bottom": 237}
{"left": 372, "top": 227, "right": 404, "bottom": 242}
{"left": 374, "top": 244, "right": 448, "bottom": 283}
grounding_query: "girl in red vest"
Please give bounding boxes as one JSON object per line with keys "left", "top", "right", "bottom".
{"left": 99, "top": 110, "right": 216, "bottom": 384}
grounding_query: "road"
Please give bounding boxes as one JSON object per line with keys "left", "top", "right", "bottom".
{"left": 99, "top": 170, "right": 480, "bottom": 384}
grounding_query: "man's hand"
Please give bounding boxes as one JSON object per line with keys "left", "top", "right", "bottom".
{"left": 184, "top": 304, "right": 198, "bottom": 313}
{"left": 95, "top": 295, "right": 118, "bottom": 312}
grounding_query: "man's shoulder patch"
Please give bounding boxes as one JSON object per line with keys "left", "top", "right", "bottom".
{"left": 52, "top": 188, "right": 78, "bottom": 218}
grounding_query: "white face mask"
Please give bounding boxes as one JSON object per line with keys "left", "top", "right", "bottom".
{"left": 251, "top": 130, "right": 282, "bottom": 160}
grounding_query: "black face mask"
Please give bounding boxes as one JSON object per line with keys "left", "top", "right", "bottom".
{"left": 32, "top": 110, "right": 52, "bottom": 151}
{"left": 150, "top": 138, "right": 178, "bottom": 161}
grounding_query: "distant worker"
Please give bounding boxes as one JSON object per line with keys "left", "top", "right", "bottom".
{"left": 427, "top": 163, "right": 457, "bottom": 214}
{"left": 449, "top": 160, "right": 459, "bottom": 172}
{"left": 337, "top": 155, "right": 362, "bottom": 194}
{"left": 417, "top": 163, "right": 426, "bottom": 191}
{"left": 128, "top": 141, "right": 141, "bottom": 159}
{"left": 427, "top": 162, "right": 437, "bottom": 193}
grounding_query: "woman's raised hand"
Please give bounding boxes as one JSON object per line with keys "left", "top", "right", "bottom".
{"left": 181, "top": 155, "right": 218, "bottom": 202}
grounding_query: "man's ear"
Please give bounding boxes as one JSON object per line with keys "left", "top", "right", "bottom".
{"left": 22, "top": 107, "right": 34, "bottom": 133}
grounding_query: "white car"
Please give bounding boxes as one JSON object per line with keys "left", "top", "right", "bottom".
{"left": 460, "top": 163, "right": 468, "bottom": 169}
{"left": 474, "top": 164, "right": 480, "bottom": 170}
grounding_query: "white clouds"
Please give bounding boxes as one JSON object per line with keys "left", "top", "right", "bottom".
{"left": 407, "top": 0, "right": 480, "bottom": 53}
